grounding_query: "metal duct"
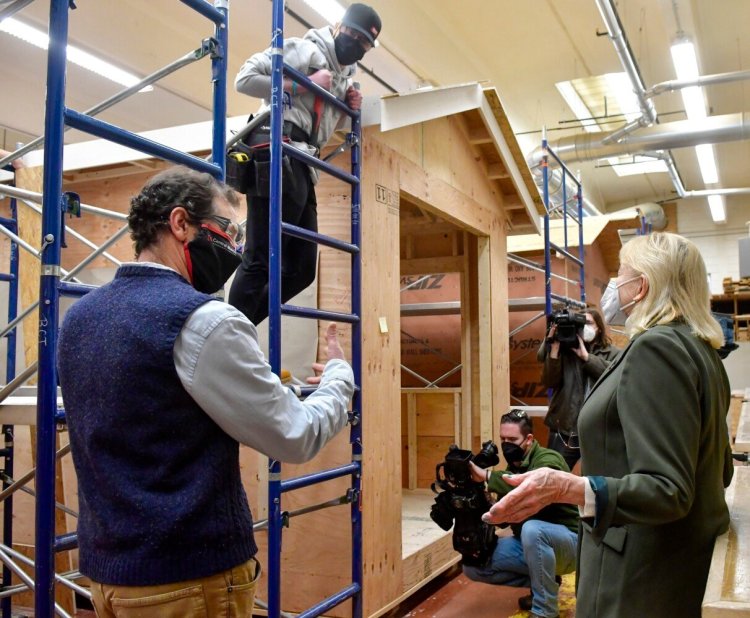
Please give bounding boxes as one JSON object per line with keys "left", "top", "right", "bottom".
{"left": 608, "top": 202, "right": 668, "bottom": 231}
{"left": 528, "top": 112, "right": 750, "bottom": 167}
{"left": 528, "top": 164, "right": 602, "bottom": 216}
{"left": 594, "top": 0, "right": 657, "bottom": 125}
{"left": 634, "top": 202, "right": 667, "bottom": 230}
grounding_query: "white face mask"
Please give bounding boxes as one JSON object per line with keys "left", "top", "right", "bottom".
{"left": 582, "top": 324, "right": 597, "bottom": 342}
{"left": 600, "top": 276, "right": 640, "bottom": 325}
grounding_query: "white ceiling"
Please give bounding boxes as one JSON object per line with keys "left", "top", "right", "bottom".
{"left": 1, "top": 0, "right": 749, "bottom": 229}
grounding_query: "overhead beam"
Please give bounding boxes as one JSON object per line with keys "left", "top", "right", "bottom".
{"left": 486, "top": 162, "right": 509, "bottom": 179}
{"left": 400, "top": 220, "right": 459, "bottom": 236}
{"left": 468, "top": 126, "right": 492, "bottom": 145}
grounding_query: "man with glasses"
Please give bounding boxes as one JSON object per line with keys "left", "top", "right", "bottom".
{"left": 463, "top": 409, "right": 578, "bottom": 618}
{"left": 229, "top": 3, "right": 382, "bottom": 325}
{"left": 58, "top": 166, "right": 355, "bottom": 617}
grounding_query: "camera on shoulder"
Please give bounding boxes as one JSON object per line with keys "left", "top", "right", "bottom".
{"left": 549, "top": 309, "right": 587, "bottom": 348}
{"left": 429, "top": 441, "right": 500, "bottom": 566}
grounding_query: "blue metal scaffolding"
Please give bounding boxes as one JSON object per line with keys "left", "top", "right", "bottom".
{"left": 541, "top": 134, "right": 586, "bottom": 313}
{"left": 31, "top": 1, "right": 229, "bottom": 615}
{"left": 265, "top": 1, "right": 363, "bottom": 616}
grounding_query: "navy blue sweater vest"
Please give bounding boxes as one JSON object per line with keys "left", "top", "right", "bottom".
{"left": 58, "top": 265, "right": 256, "bottom": 585}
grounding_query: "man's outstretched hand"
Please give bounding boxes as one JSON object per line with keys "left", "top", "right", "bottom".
{"left": 306, "top": 323, "right": 345, "bottom": 384}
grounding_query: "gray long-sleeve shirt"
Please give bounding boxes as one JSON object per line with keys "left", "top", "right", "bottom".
{"left": 234, "top": 25, "right": 355, "bottom": 180}
{"left": 133, "top": 262, "right": 354, "bottom": 463}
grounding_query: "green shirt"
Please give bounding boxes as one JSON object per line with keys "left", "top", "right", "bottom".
{"left": 487, "top": 440, "right": 579, "bottom": 534}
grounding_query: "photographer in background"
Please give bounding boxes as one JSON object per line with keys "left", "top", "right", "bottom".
{"left": 464, "top": 410, "right": 578, "bottom": 618}
{"left": 537, "top": 308, "right": 620, "bottom": 469}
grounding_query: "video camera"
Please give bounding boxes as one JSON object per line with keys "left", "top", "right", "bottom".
{"left": 429, "top": 441, "right": 500, "bottom": 566}
{"left": 549, "top": 308, "right": 587, "bottom": 348}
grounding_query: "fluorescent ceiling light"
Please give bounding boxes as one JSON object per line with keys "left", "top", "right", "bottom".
{"left": 671, "top": 40, "right": 699, "bottom": 80}
{"left": 0, "top": 17, "right": 152, "bottom": 92}
{"left": 671, "top": 38, "right": 723, "bottom": 216}
{"left": 555, "top": 81, "right": 601, "bottom": 133}
{"left": 603, "top": 72, "right": 641, "bottom": 122}
{"left": 671, "top": 41, "right": 706, "bottom": 120}
{"left": 607, "top": 156, "right": 669, "bottom": 177}
{"left": 707, "top": 194, "right": 726, "bottom": 223}
{"left": 679, "top": 85, "right": 707, "bottom": 120}
{"left": 695, "top": 143, "right": 718, "bottom": 184}
{"left": 299, "top": 0, "right": 346, "bottom": 24}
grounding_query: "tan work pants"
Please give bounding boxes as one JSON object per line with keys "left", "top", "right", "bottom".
{"left": 90, "top": 557, "right": 260, "bottom": 618}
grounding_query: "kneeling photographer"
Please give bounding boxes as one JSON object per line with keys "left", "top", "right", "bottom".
{"left": 537, "top": 307, "right": 620, "bottom": 469}
{"left": 463, "top": 410, "right": 578, "bottom": 618}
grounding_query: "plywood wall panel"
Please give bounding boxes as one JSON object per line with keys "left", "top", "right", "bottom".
{"left": 15, "top": 167, "right": 42, "bottom": 372}
{"left": 359, "top": 136, "right": 404, "bottom": 616}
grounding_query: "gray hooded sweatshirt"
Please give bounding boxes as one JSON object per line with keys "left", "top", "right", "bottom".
{"left": 235, "top": 26, "right": 356, "bottom": 182}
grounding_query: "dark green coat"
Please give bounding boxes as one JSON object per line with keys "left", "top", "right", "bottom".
{"left": 577, "top": 322, "right": 733, "bottom": 618}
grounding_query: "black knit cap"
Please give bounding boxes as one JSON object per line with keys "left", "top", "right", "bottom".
{"left": 341, "top": 3, "right": 382, "bottom": 45}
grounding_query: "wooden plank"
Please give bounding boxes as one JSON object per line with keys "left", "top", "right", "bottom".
{"left": 735, "top": 401, "right": 750, "bottom": 452}
{"left": 400, "top": 220, "right": 457, "bottom": 237}
{"left": 453, "top": 392, "right": 461, "bottom": 444}
{"left": 481, "top": 87, "right": 544, "bottom": 219}
{"left": 727, "top": 394, "right": 744, "bottom": 443}
{"left": 703, "top": 467, "right": 750, "bottom": 616}
{"left": 466, "top": 236, "right": 481, "bottom": 453}
{"left": 477, "top": 236, "right": 493, "bottom": 441}
{"left": 468, "top": 126, "right": 492, "bottom": 145}
{"left": 414, "top": 394, "right": 457, "bottom": 437}
{"left": 15, "top": 166, "right": 42, "bottom": 377}
{"left": 460, "top": 235, "right": 472, "bottom": 449}
{"left": 359, "top": 136, "right": 404, "bottom": 616}
{"left": 486, "top": 162, "right": 509, "bottom": 180}
{"left": 408, "top": 232, "right": 456, "bottom": 260}
{"left": 399, "top": 157, "right": 495, "bottom": 238}
{"left": 402, "top": 532, "right": 459, "bottom": 592}
{"left": 407, "top": 393, "right": 417, "bottom": 490}
{"left": 489, "top": 220, "right": 510, "bottom": 440}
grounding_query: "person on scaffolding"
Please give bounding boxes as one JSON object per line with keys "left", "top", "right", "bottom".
{"left": 228, "top": 3, "right": 382, "bottom": 325}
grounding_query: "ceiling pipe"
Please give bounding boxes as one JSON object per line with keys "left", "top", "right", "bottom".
{"left": 619, "top": 202, "right": 668, "bottom": 230}
{"left": 594, "top": 0, "right": 657, "bottom": 134}
{"left": 0, "top": 0, "right": 35, "bottom": 23}
{"left": 682, "top": 187, "right": 750, "bottom": 198}
{"left": 527, "top": 164, "right": 602, "bottom": 216}
{"left": 646, "top": 68, "right": 750, "bottom": 98}
{"left": 528, "top": 111, "right": 750, "bottom": 166}
{"left": 662, "top": 154, "right": 687, "bottom": 198}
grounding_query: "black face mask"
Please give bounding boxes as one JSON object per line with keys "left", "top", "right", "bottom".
{"left": 501, "top": 441, "right": 526, "bottom": 469}
{"left": 334, "top": 32, "right": 366, "bottom": 66}
{"left": 184, "top": 226, "right": 241, "bottom": 294}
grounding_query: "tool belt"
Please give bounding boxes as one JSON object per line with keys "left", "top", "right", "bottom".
{"left": 226, "top": 119, "right": 311, "bottom": 197}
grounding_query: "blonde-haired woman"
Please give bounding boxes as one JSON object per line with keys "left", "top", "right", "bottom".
{"left": 485, "top": 232, "right": 732, "bottom": 618}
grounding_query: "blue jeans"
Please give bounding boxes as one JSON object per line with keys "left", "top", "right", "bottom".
{"left": 462, "top": 520, "right": 577, "bottom": 618}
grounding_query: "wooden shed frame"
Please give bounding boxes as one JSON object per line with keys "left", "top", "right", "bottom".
{"left": 0, "top": 83, "right": 545, "bottom": 617}
{"left": 318, "top": 82, "right": 545, "bottom": 616}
